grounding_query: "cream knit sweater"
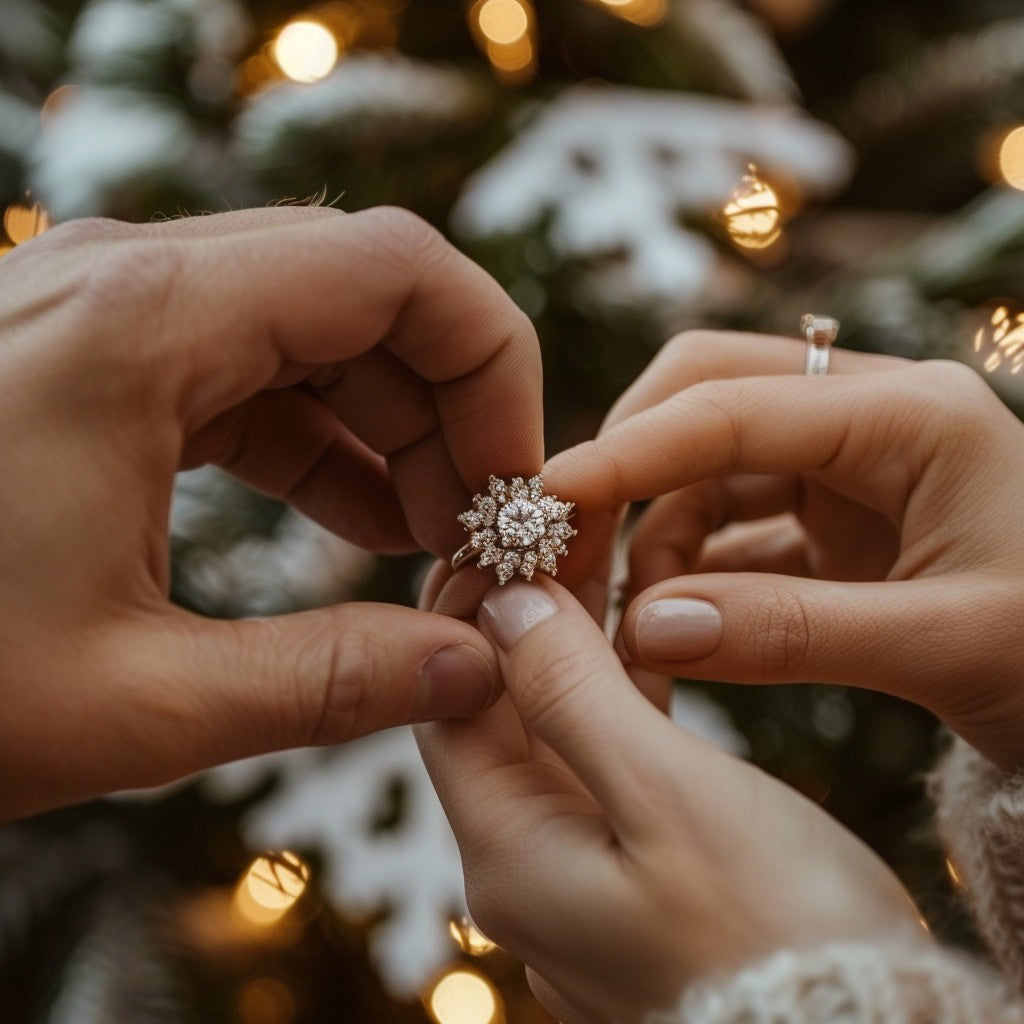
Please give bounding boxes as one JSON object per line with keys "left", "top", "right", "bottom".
{"left": 648, "top": 737, "right": 1024, "bottom": 1024}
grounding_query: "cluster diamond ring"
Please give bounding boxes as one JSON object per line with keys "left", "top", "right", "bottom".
{"left": 452, "top": 475, "right": 576, "bottom": 585}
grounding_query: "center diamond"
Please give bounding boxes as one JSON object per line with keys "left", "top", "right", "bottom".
{"left": 497, "top": 498, "right": 547, "bottom": 549}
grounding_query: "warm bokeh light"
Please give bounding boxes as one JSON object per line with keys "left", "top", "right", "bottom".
{"left": 3, "top": 202, "right": 51, "bottom": 246}
{"left": 974, "top": 305, "right": 1024, "bottom": 375}
{"left": 448, "top": 917, "right": 498, "bottom": 956}
{"left": 477, "top": 0, "right": 529, "bottom": 44}
{"left": 427, "top": 969, "right": 500, "bottom": 1024}
{"left": 945, "top": 857, "right": 962, "bottom": 886}
{"left": 40, "top": 84, "right": 80, "bottom": 125}
{"left": 470, "top": 0, "right": 536, "bottom": 83}
{"left": 238, "top": 977, "right": 298, "bottom": 1024}
{"left": 998, "top": 125, "right": 1024, "bottom": 190}
{"left": 234, "top": 852, "right": 311, "bottom": 925}
{"left": 591, "top": 0, "right": 667, "bottom": 27}
{"left": 486, "top": 36, "right": 534, "bottom": 74}
{"left": 723, "top": 165, "right": 782, "bottom": 250}
{"left": 273, "top": 20, "right": 340, "bottom": 83}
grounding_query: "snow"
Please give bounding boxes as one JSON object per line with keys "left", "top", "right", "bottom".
{"left": 453, "top": 85, "right": 855, "bottom": 301}
{"left": 234, "top": 52, "right": 484, "bottom": 158}
{"left": 204, "top": 732, "right": 466, "bottom": 998}
{"left": 171, "top": 467, "right": 375, "bottom": 618}
{"left": 29, "top": 88, "right": 194, "bottom": 219}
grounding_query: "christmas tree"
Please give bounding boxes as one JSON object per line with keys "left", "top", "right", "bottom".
{"left": 4, "top": 0, "right": 1024, "bottom": 1019}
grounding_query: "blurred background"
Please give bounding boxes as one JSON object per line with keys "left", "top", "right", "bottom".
{"left": 4, "top": 0, "right": 1024, "bottom": 1020}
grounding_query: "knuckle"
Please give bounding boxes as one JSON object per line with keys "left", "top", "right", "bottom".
{"left": 662, "top": 328, "right": 718, "bottom": 365}
{"left": 750, "top": 588, "right": 813, "bottom": 676}
{"left": 356, "top": 205, "right": 448, "bottom": 269}
{"left": 903, "top": 359, "right": 997, "bottom": 446}
{"left": 298, "top": 620, "right": 381, "bottom": 745}
{"left": 62, "top": 238, "right": 189, "bottom": 387}
{"left": 513, "top": 645, "right": 597, "bottom": 734}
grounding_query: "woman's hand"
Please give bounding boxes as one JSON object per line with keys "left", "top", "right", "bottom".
{"left": 547, "top": 331, "right": 1024, "bottom": 771}
{"left": 0, "top": 206, "right": 542, "bottom": 820}
{"left": 416, "top": 577, "right": 924, "bottom": 1024}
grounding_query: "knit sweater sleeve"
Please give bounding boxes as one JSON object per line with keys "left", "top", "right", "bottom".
{"left": 928, "top": 734, "right": 1024, "bottom": 990}
{"left": 644, "top": 736, "right": 1024, "bottom": 1024}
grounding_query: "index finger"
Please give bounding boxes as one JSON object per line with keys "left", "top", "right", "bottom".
{"left": 189, "top": 207, "right": 542, "bottom": 477}
{"left": 549, "top": 362, "right": 960, "bottom": 522}
{"left": 44, "top": 207, "right": 543, "bottom": 556}
{"left": 602, "top": 329, "right": 904, "bottom": 431}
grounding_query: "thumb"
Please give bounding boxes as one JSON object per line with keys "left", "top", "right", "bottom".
{"left": 147, "top": 603, "right": 500, "bottom": 777}
{"left": 477, "top": 577, "right": 725, "bottom": 839}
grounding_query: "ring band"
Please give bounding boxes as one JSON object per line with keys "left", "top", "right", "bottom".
{"left": 802, "top": 313, "right": 839, "bottom": 375}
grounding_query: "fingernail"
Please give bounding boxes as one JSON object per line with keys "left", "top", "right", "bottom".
{"left": 635, "top": 599, "right": 723, "bottom": 661}
{"left": 414, "top": 644, "right": 496, "bottom": 721}
{"left": 479, "top": 579, "right": 559, "bottom": 651}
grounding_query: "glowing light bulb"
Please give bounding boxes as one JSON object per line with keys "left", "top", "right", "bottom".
{"left": 477, "top": 0, "right": 529, "bottom": 44}
{"left": 234, "top": 851, "right": 310, "bottom": 925}
{"left": 974, "top": 305, "right": 1024, "bottom": 375}
{"left": 470, "top": 0, "right": 536, "bottom": 83}
{"left": 3, "top": 202, "right": 51, "bottom": 246}
{"left": 945, "top": 857, "right": 962, "bottom": 886}
{"left": 449, "top": 917, "right": 498, "bottom": 955}
{"left": 427, "top": 969, "right": 500, "bottom": 1024}
{"left": 999, "top": 126, "right": 1024, "bottom": 190}
{"left": 591, "top": 0, "right": 667, "bottom": 27}
{"left": 722, "top": 165, "right": 782, "bottom": 250}
{"left": 273, "top": 20, "right": 339, "bottom": 83}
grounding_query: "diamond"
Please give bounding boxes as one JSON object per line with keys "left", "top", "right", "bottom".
{"left": 454, "top": 474, "right": 576, "bottom": 584}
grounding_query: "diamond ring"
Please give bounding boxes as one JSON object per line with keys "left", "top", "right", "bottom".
{"left": 452, "top": 475, "right": 576, "bottom": 585}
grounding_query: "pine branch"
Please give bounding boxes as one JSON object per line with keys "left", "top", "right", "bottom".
{"left": 668, "top": 0, "right": 801, "bottom": 103}
{"left": 839, "top": 15, "right": 1024, "bottom": 141}
{"left": 41, "top": 879, "right": 194, "bottom": 1024}
{"left": 0, "top": 819, "right": 131, "bottom": 962}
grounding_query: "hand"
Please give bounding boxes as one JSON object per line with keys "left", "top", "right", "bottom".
{"left": 416, "top": 577, "right": 924, "bottom": 1024}
{"left": 547, "top": 330, "right": 1024, "bottom": 771}
{"left": 0, "top": 206, "right": 542, "bottom": 821}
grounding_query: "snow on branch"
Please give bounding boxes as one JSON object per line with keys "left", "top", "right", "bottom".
{"left": 453, "top": 85, "right": 854, "bottom": 301}
{"left": 234, "top": 52, "right": 485, "bottom": 159}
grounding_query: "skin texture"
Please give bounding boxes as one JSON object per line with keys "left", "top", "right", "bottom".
{"left": 416, "top": 576, "right": 925, "bottom": 1024}
{"left": 549, "top": 331, "right": 1024, "bottom": 773}
{"left": 419, "top": 332, "right": 1024, "bottom": 1022}
{"left": 0, "top": 206, "right": 543, "bottom": 821}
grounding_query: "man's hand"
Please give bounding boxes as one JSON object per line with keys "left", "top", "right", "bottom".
{"left": 0, "top": 206, "right": 542, "bottom": 820}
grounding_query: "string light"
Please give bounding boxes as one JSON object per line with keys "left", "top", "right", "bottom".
{"left": 945, "top": 857, "right": 962, "bottom": 886}
{"left": 469, "top": 0, "right": 537, "bottom": 84}
{"left": 722, "top": 164, "right": 783, "bottom": 250}
{"left": 272, "top": 19, "right": 340, "bottom": 83}
{"left": 427, "top": 968, "right": 502, "bottom": 1024}
{"left": 1, "top": 200, "right": 52, "bottom": 258}
{"left": 234, "top": 851, "right": 311, "bottom": 926}
{"left": 998, "top": 126, "right": 1024, "bottom": 190}
{"left": 589, "top": 0, "right": 667, "bottom": 26}
{"left": 448, "top": 917, "right": 498, "bottom": 955}
{"left": 974, "top": 305, "right": 1024, "bottom": 374}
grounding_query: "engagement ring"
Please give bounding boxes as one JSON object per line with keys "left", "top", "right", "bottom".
{"left": 452, "top": 475, "right": 576, "bottom": 585}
